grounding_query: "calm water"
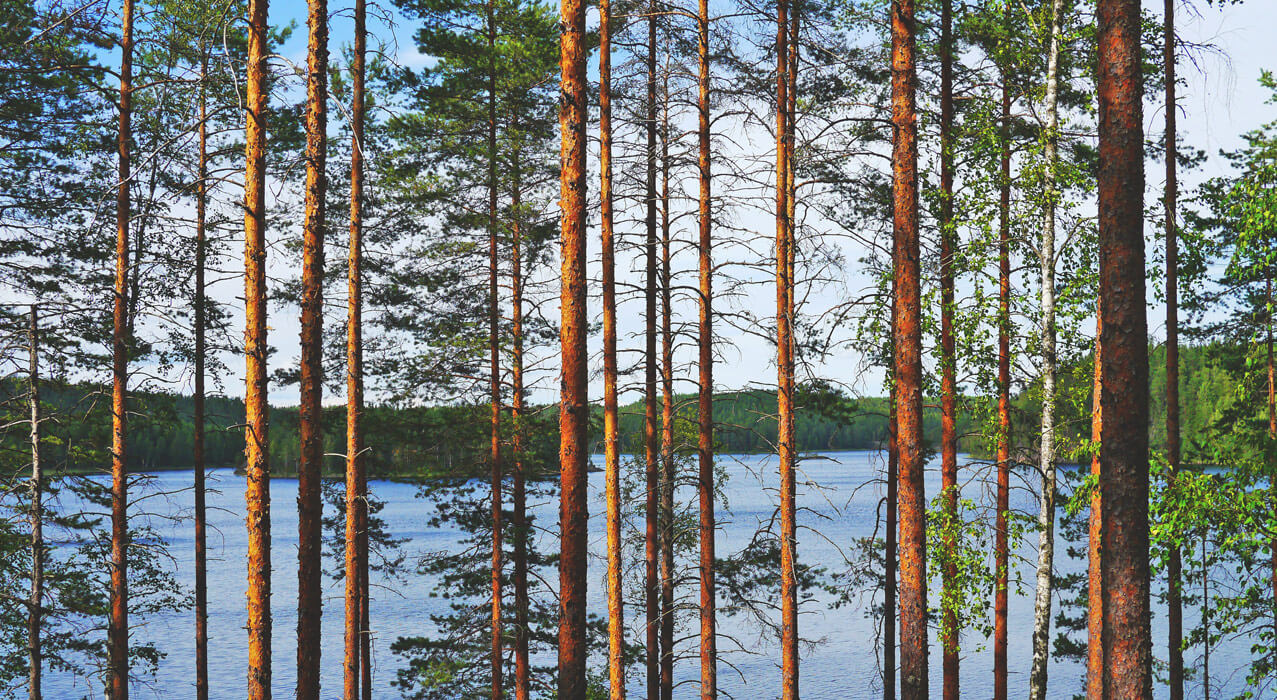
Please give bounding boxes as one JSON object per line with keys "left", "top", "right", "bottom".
{"left": 43, "top": 451, "right": 1245, "bottom": 699}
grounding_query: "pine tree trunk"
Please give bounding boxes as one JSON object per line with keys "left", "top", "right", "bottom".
{"left": 243, "top": 0, "right": 273, "bottom": 688}
{"left": 697, "top": 0, "right": 716, "bottom": 693}
{"left": 644, "top": 4, "right": 661, "bottom": 696}
{"left": 1086, "top": 321, "right": 1103, "bottom": 699}
{"left": 1029, "top": 4, "right": 1064, "bottom": 698}
{"left": 993, "top": 71, "right": 1012, "bottom": 700}
{"left": 28, "top": 306, "right": 42, "bottom": 700}
{"left": 1096, "top": 0, "right": 1151, "bottom": 695}
{"left": 344, "top": 0, "right": 367, "bottom": 694}
{"left": 890, "top": 0, "right": 926, "bottom": 695}
{"left": 556, "top": 0, "right": 590, "bottom": 687}
{"left": 510, "top": 166, "right": 530, "bottom": 700}
{"left": 194, "top": 63, "right": 210, "bottom": 700}
{"left": 658, "top": 70, "right": 676, "bottom": 700}
{"left": 1163, "top": 1, "right": 1183, "bottom": 695}
{"left": 938, "top": 1, "right": 959, "bottom": 694}
{"left": 110, "top": 0, "right": 134, "bottom": 691}
{"left": 485, "top": 4, "right": 503, "bottom": 696}
{"left": 297, "top": 0, "right": 330, "bottom": 691}
{"left": 599, "top": 2, "right": 625, "bottom": 692}
{"left": 776, "top": 0, "right": 798, "bottom": 695}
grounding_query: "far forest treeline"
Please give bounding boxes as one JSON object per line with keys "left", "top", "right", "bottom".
{"left": 5, "top": 341, "right": 1233, "bottom": 477}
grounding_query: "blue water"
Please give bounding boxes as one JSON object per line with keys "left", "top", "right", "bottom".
{"left": 41, "top": 451, "right": 1248, "bottom": 698}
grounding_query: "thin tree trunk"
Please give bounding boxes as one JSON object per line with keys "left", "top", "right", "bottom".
{"left": 697, "top": 0, "right": 715, "bottom": 693}
{"left": 890, "top": 0, "right": 926, "bottom": 695}
{"left": 1267, "top": 275, "right": 1275, "bottom": 659}
{"left": 1097, "top": 0, "right": 1151, "bottom": 695}
{"left": 110, "top": 0, "right": 134, "bottom": 691}
{"left": 1200, "top": 532, "right": 1210, "bottom": 700}
{"left": 599, "top": 0, "right": 625, "bottom": 691}
{"left": 556, "top": 0, "right": 589, "bottom": 687}
{"left": 1087, "top": 322, "right": 1103, "bottom": 700}
{"left": 776, "top": 0, "right": 798, "bottom": 695}
{"left": 658, "top": 69, "right": 676, "bottom": 700}
{"left": 485, "top": 3, "right": 503, "bottom": 695}
{"left": 1163, "top": 1, "right": 1183, "bottom": 695}
{"left": 938, "top": 0, "right": 958, "bottom": 694}
{"left": 243, "top": 0, "right": 273, "bottom": 688}
{"left": 885, "top": 392, "right": 897, "bottom": 700}
{"left": 1029, "top": 4, "right": 1064, "bottom": 699}
{"left": 297, "top": 0, "right": 330, "bottom": 690}
{"left": 28, "top": 306, "right": 42, "bottom": 700}
{"left": 644, "top": 4, "right": 661, "bottom": 697}
{"left": 344, "top": 0, "right": 367, "bottom": 694}
{"left": 194, "top": 62, "right": 210, "bottom": 700}
{"left": 993, "top": 71, "right": 1012, "bottom": 700}
{"left": 510, "top": 165, "right": 530, "bottom": 700}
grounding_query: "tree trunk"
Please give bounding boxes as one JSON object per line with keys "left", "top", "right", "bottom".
{"left": 697, "top": 0, "right": 716, "bottom": 693}
{"left": 890, "top": 0, "right": 926, "bottom": 695}
{"left": 993, "top": 70, "right": 1012, "bottom": 700}
{"left": 297, "top": 0, "right": 330, "bottom": 691}
{"left": 511, "top": 165, "right": 530, "bottom": 700}
{"left": 599, "top": 1, "right": 625, "bottom": 692}
{"left": 776, "top": 0, "right": 798, "bottom": 695}
{"left": 111, "top": 0, "right": 134, "bottom": 691}
{"left": 1029, "top": 4, "right": 1064, "bottom": 699}
{"left": 659, "top": 69, "right": 676, "bottom": 700}
{"left": 556, "top": 0, "right": 589, "bottom": 687}
{"left": 194, "top": 62, "right": 210, "bottom": 700}
{"left": 1087, "top": 321, "right": 1103, "bottom": 700}
{"left": 243, "top": 0, "right": 273, "bottom": 688}
{"left": 28, "top": 306, "right": 42, "bottom": 700}
{"left": 1267, "top": 274, "right": 1276, "bottom": 661}
{"left": 345, "top": 0, "right": 367, "bottom": 694}
{"left": 938, "top": 0, "right": 958, "bottom": 694}
{"left": 885, "top": 391, "right": 897, "bottom": 700}
{"left": 644, "top": 4, "right": 661, "bottom": 697}
{"left": 485, "top": 3, "right": 503, "bottom": 696}
{"left": 1163, "top": 1, "right": 1183, "bottom": 696}
{"left": 1097, "top": 0, "right": 1151, "bottom": 695}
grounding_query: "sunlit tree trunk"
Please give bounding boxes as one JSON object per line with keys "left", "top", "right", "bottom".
{"left": 1029, "top": 3, "right": 1064, "bottom": 698}
{"left": 1096, "top": 0, "right": 1151, "bottom": 695}
{"left": 556, "top": 0, "right": 589, "bottom": 687}
{"left": 28, "top": 306, "right": 42, "bottom": 700}
{"left": 890, "top": 0, "right": 926, "bottom": 695}
{"left": 993, "top": 71, "right": 1012, "bottom": 700}
{"left": 243, "top": 0, "right": 273, "bottom": 689}
{"left": 344, "top": 0, "right": 367, "bottom": 694}
{"left": 776, "top": 0, "right": 798, "bottom": 695}
{"left": 697, "top": 0, "right": 716, "bottom": 694}
{"left": 1163, "top": 1, "right": 1183, "bottom": 696}
{"left": 644, "top": 4, "right": 661, "bottom": 696}
{"left": 297, "top": 0, "right": 330, "bottom": 691}
{"left": 110, "top": 0, "right": 134, "bottom": 691}
{"left": 599, "top": 0, "right": 625, "bottom": 691}
{"left": 1086, "top": 321, "right": 1103, "bottom": 699}
{"left": 194, "top": 62, "right": 210, "bottom": 700}
{"left": 938, "top": 1, "right": 959, "bottom": 694}
{"left": 1267, "top": 274, "right": 1275, "bottom": 660}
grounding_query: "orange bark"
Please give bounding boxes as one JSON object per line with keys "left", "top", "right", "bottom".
{"left": 697, "top": 0, "right": 716, "bottom": 693}
{"left": 110, "top": 0, "right": 134, "bottom": 692}
{"left": 599, "top": 0, "right": 625, "bottom": 691}
{"left": 556, "top": 0, "right": 589, "bottom": 687}
{"left": 1097, "top": 0, "right": 1151, "bottom": 695}
{"left": 243, "top": 0, "right": 273, "bottom": 689}
{"left": 344, "top": 0, "right": 367, "bottom": 694}
{"left": 644, "top": 4, "right": 661, "bottom": 696}
{"left": 1087, "top": 322, "right": 1103, "bottom": 700}
{"left": 891, "top": 0, "right": 927, "bottom": 695}
{"left": 993, "top": 73, "right": 1011, "bottom": 700}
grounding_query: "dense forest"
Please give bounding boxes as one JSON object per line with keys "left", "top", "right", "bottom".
{"left": 4, "top": 0, "right": 1277, "bottom": 697}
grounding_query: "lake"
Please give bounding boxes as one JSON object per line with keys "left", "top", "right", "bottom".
{"left": 42, "top": 451, "right": 1244, "bottom": 699}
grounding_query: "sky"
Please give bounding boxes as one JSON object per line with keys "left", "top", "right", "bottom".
{"left": 171, "top": 0, "right": 1277, "bottom": 407}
